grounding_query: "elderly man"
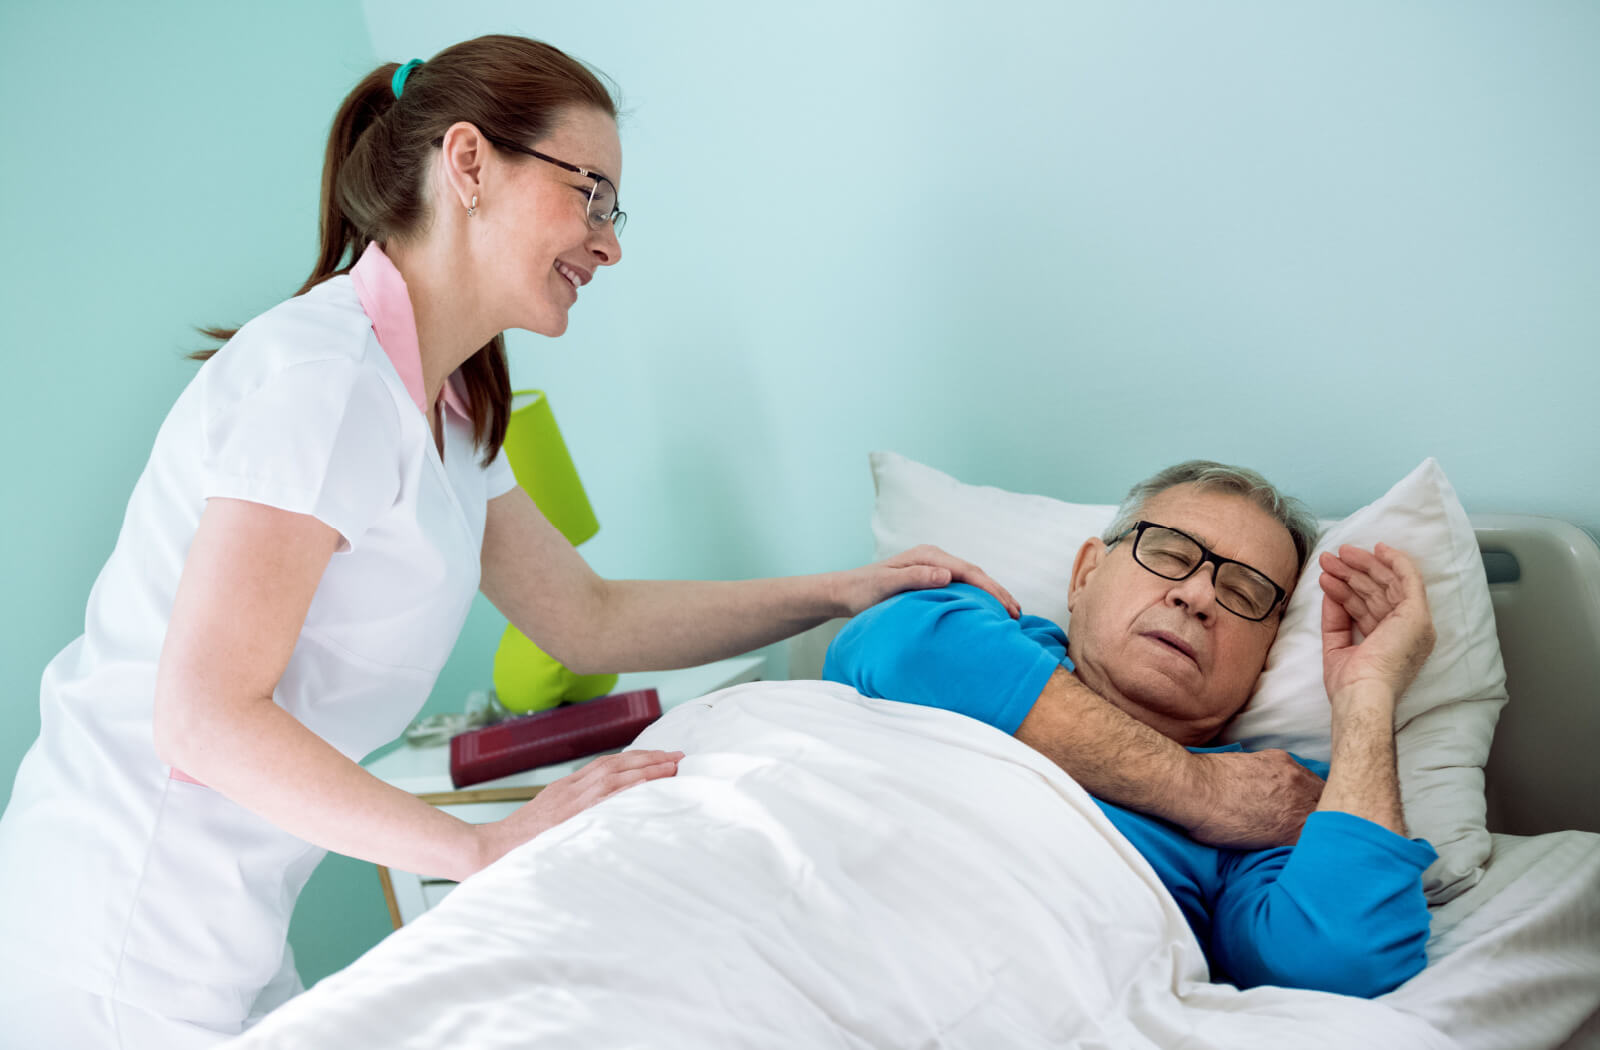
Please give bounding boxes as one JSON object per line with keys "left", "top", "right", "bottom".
{"left": 824, "top": 461, "right": 1438, "bottom": 998}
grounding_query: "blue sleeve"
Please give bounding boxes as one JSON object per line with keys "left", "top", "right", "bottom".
{"left": 822, "top": 583, "right": 1072, "bottom": 735}
{"left": 1210, "top": 810, "right": 1438, "bottom": 997}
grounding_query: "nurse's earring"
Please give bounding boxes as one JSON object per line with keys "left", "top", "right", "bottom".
{"left": 466, "top": 194, "right": 478, "bottom": 218}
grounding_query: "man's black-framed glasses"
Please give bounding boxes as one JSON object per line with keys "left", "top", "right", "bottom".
{"left": 484, "top": 134, "right": 627, "bottom": 236}
{"left": 1107, "top": 521, "right": 1289, "bottom": 622}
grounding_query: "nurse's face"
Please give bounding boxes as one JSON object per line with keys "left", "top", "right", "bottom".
{"left": 481, "top": 106, "right": 624, "bottom": 338}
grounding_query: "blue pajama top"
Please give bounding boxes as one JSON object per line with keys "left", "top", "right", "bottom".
{"left": 823, "top": 584, "right": 1437, "bottom": 998}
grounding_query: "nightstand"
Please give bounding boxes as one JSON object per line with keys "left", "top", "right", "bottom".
{"left": 363, "top": 652, "right": 769, "bottom": 927}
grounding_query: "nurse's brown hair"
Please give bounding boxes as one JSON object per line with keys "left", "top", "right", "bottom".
{"left": 196, "top": 35, "right": 617, "bottom": 463}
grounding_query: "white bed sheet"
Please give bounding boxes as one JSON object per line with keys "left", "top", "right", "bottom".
{"left": 1385, "top": 828, "right": 1600, "bottom": 1049}
{"left": 229, "top": 682, "right": 1592, "bottom": 1049}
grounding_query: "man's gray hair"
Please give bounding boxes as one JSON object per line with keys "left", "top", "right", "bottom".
{"left": 1103, "top": 461, "right": 1321, "bottom": 576}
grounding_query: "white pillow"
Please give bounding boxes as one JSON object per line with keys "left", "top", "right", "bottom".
{"left": 870, "top": 451, "right": 1116, "bottom": 627}
{"left": 870, "top": 451, "right": 1507, "bottom": 904}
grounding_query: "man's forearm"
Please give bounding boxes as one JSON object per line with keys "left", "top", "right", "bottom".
{"left": 1015, "top": 668, "right": 1323, "bottom": 848}
{"left": 1317, "top": 682, "right": 1407, "bottom": 836}
{"left": 1015, "top": 669, "right": 1209, "bottom": 825}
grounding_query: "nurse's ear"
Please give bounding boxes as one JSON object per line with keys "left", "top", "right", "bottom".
{"left": 437, "top": 121, "right": 489, "bottom": 218}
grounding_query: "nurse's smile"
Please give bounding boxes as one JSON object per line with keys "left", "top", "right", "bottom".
{"left": 554, "top": 259, "right": 590, "bottom": 301}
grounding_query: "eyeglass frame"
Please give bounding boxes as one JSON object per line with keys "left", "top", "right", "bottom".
{"left": 479, "top": 134, "right": 627, "bottom": 236}
{"left": 1105, "top": 520, "right": 1290, "bottom": 622}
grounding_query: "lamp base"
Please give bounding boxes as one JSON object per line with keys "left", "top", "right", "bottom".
{"left": 492, "top": 624, "right": 619, "bottom": 714}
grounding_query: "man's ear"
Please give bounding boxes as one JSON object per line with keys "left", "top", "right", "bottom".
{"left": 438, "top": 120, "right": 488, "bottom": 213}
{"left": 1066, "top": 537, "right": 1106, "bottom": 615}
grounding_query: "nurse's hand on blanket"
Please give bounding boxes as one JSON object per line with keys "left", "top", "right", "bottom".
{"left": 471, "top": 749, "right": 685, "bottom": 873}
{"left": 835, "top": 545, "right": 1021, "bottom": 619}
{"left": 1318, "top": 543, "right": 1436, "bottom": 709}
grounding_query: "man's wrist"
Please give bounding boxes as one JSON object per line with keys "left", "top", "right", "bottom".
{"left": 1329, "top": 679, "right": 1398, "bottom": 715}
{"left": 1320, "top": 683, "right": 1407, "bottom": 836}
{"left": 1167, "top": 750, "right": 1220, "bottom": 830}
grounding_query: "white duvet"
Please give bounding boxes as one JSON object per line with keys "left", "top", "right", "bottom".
{"left": 234, "top": 681, "right": 1467, "bottom": 1049}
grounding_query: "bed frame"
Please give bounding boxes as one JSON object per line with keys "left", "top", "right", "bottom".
{"left": 1476, "top": 515, "right": 1600, "bottom": 837}
{"left": 786, "top": 515, "right": 1600, "bottom": 838}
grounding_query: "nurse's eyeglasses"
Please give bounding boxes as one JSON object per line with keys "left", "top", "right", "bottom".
{"left": 482, "top": 135, "right": 627, "bottom": 237}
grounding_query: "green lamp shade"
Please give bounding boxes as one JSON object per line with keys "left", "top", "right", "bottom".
{"left": 503, "top": 389, "right": 598, "bottom": 547}
{"left": 494, "top": 389, "right": 615, "bottom": 713}
{"left": 493, "top": 625, "right": 617, "bottom": 713}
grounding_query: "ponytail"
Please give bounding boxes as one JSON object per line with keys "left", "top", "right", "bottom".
{"left": 193, "top": 64, "right": 397, "bottom": 345}
{"left": 194, "top": 36, "right": 617, "bottom": 464}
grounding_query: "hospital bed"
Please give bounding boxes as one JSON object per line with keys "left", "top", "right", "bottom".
{"left": 1473, "top": 515, "right": 1600, "bottom": 839}
{"left": 228, "top": 496, "right": 1600, "bottom": 1049}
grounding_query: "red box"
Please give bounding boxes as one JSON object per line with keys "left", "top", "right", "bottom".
{"left": 448, "top": 688, "right": 662, "bottom": 789}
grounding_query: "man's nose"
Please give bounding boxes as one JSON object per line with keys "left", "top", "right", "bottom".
{"left": 1166, "top": 568, "right": 1219, "bottom": 619}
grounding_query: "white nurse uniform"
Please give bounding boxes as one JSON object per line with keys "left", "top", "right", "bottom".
{"left": 0, "top": 242, "right": 516, "bottom": 1046}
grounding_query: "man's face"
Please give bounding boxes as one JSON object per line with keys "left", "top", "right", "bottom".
{"left": 1065, "top": 484, "right": 1300, "bottom": 745}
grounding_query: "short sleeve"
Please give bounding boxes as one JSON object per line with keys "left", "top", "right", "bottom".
{"left": 824, "top": 583, "right": 1071, "bottom": 734}
{"left": 482, "top": 442, "right": 519, "bottom": 500}
{"left": 202, "top": 358, "right": 402, "bottom": 552}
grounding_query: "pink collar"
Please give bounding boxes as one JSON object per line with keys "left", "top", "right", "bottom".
{"left": 350, "top": 242, "right": 470, "bottom": 420}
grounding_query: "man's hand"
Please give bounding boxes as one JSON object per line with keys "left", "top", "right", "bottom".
{"left": 1315, "top": 543, "right": 1432, "bottom": 836}
{"left": 1319, "top": 543, "right": 1436, "bottom": 706}
{"left": 1181, "top": 749, "right": 1324, "bottom": 850}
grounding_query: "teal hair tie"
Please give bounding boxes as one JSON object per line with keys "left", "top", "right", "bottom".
{"left": 391, "top": 59, "right": 423, "bottom": 99}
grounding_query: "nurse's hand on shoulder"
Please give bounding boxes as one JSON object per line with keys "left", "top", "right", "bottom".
{"left": 832, "top": 545, "right": 1020, "bottom": 619}
{"left": 472, "top": 749, "right": 683, "bottom": 873}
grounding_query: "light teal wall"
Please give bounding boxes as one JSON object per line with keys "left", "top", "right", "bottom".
{"left": 5, "top": 0, "right": 1597, "bottom": 994}
{"left": 367, "top": 0, "right": 1599, "bottom": 613}
{"left": 0, "top": 0, "right": 392, "bottom": 985}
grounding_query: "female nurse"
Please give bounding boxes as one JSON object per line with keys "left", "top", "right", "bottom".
{"left": 0, "top": 34, "right": 1016, "bottom": 1049}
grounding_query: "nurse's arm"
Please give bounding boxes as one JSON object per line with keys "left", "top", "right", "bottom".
{"left": 153, "top": 497, "right": 679, "bottom": 880}
{"left": 480, "top": 486, "right": 1017, "bottom": 673}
